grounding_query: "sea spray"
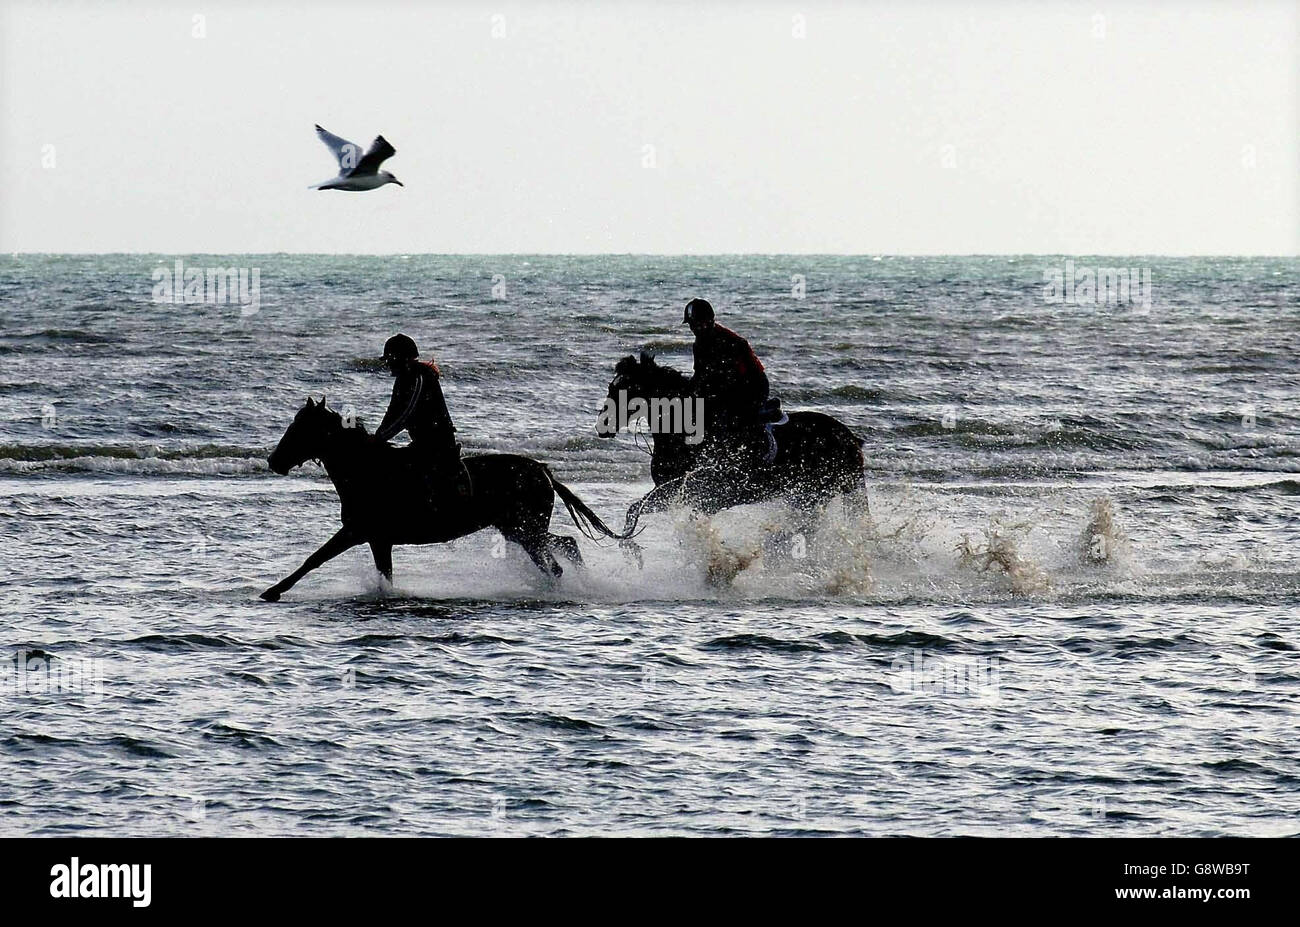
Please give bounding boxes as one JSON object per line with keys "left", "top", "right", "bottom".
{"left": 1079, "top": 496, "right": 1131, "bottom": 567}
{"left": 794, "top": 502, "right": 875, "bottom": 595}
{"left": 677, "top": 512, "right": 764, "bottom": 587}
{"left": 956, "top": 517, "right": 1051, "bottom": 594}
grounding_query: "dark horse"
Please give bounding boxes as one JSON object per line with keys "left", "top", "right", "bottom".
{"left": 600, "top": 352, "right": 868, "bottom": 539}
{"left": 260, "top": 398, "right": 627, "bottom": 601}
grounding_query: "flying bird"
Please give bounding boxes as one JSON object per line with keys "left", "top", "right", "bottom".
{"left": 310, "top": 125, "right": 403, "bottom": 191}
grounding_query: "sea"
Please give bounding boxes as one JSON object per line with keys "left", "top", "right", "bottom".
{"left": 0, "top": 253, "right": 1296, "bottom": 835}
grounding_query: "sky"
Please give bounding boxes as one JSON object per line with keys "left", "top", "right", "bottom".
{"left": 0, "top": 0, "right": 1295, "bottom": 254}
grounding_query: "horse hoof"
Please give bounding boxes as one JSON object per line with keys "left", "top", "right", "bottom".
{"left": 620, "top": 540, "right": 645, "bottom": 571}
{"left": 260, "top": 588, "right": 281, "bottom": 602}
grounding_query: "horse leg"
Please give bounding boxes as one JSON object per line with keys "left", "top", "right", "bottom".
{"left": 622, "top": 476, "right": 690, "bottom": 536}
{"left": 844, "top": 488, "right": 870, "bottom": 519}
{"left": 681, "top": 466, "right": 742, "bottom": 515}
{"left": 617, "top": 476, "right": 699, "bottom": 570}
{"left": 549, "top": 533, "right": 583, "bottom": 566}
{"left": 842, "top": 471, "right": 871, "bottom": 519}
{"left": 370, "top": 541, "right": 394, "bottom": 583}
{"left": 513, "top": 530, "right": 563, "bottom": 582}
{"left": 261, "top": 527, "right": 361, "bottom": 601}
{"left": 621, "top": 497, "right": 647, "bottom": 538}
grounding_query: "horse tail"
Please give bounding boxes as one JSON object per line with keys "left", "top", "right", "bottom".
{"left": 545, "top": 468, "right": 634, "bottom": 541}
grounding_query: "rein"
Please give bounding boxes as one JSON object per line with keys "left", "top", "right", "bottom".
{"left": 630, "top": 419, "right": 654, "bottom": 457}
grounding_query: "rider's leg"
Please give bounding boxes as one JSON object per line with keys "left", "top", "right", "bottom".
{"left": 425, "top": 442, "right": 470, "bottom": 500}
{"left": 701, "top": 401, "right": 737, "bottom": 467}
{"left": 445, "top": 443, "right": 472, "bottom": 498}
{"left": 410, "top": 442, "right": 470, "bottom": 508}
{"left": 704, "top": 397, "right": 770, "bottom": 468}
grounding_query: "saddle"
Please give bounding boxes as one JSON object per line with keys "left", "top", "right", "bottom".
{"left": 390, "top": 443, "right": 473, "bottom": 505}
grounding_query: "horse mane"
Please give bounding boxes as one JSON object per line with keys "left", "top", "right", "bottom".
{"left": 313, "top": 401, "right": 370, "bottom": 440}
{"left": 615, "top": 351, "right": 693, "bottom": 394}
{"left": 614, "top": 354, "right": 640, "bottom": 376}
{"left": 657, "top": 362, "right": 692, "bottom": 392}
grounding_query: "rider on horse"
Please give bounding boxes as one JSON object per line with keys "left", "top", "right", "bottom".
{"left": 683, "top": 298, "right": 778, "bottom": 465}
{"left": 374, "top": 333, "right": 472, "bottom": 499}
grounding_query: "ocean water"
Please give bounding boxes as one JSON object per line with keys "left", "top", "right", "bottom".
{"left": 1, "top": 253, "right": 1297, "bottom": 836}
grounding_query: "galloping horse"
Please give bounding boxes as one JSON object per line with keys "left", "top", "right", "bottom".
{"left": 598, "top": 352, "right": 868, "bottom": 539}
{"left": 260, "top": 398, "right": 627, "bottom": 601}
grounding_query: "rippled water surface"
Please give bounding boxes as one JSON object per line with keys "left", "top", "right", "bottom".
{"left": 1, "top": 254, "right": 1297, "bottom": 835}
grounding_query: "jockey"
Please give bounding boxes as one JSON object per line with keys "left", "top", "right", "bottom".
{"left": 374, "top": 333, "right": 471, "bottom": 498}
{"left": 682, "top": 298, "right": 776, "bottom": 463}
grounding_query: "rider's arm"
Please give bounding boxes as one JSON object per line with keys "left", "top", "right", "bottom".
{"left": 690, "top": 335, "right": 721, "bottom": 397}
{"left": 374, "top": 372, "right": 423, "bottom": 442}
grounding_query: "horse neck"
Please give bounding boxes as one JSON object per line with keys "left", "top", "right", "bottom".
{"left": 317, "top": 427, "right": 368, "bottom": 490}
{"left": 637, "top": 368, "right": 694, "bottom": 464}
{"left": 648, "top": 366, "right": 691, "bottom": 398}
{"left": 650, "top": 429, "right": 689, "bottom": 457}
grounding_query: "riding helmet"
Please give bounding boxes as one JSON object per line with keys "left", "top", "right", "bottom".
{"left": 683, "top": 298, "right": 714, "bottom": 325}
{"left": 382, "top": 333, "right": 419, "bottom": 362}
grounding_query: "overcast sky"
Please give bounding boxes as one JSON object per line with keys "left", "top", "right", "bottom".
{"left": 1, "top": 0, "right": 1294, "bottom": 254}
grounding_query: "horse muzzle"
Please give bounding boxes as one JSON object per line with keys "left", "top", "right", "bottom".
{"left": 267, "top": 451, "right": 292, "bottom": 476}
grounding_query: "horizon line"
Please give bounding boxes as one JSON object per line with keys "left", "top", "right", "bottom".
{"left": 4, "top": 251, "right": 1297, "bottom": 259}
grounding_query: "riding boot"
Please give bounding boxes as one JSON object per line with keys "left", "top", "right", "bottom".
{"left": 440, "top": 442, "right": 471, "bottom": 500}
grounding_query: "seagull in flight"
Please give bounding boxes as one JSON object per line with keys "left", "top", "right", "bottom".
{"left": 311, "top": 125, "right": 403, "bottom": 191}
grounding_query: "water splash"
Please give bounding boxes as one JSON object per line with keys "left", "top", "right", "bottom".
{"left": 677, "top": 512, "right": 764, "bottom": 587}
{"left": 1078, "top": 495, "right": 1131, "bottom": 568}
{"left": 956, "top": 517, "right": 1051, "bottom": 595}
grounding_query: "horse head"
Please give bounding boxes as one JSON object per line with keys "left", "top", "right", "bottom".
{"left": 267, "top": 396, "right": 345, "bottom": 474}
{"left": 607, "top": 350, "right": 654, "bottom": 401}
{"left": 610, "top": 349, "right": 692, "bottom": 398}
{"left": 598, "top": 351, "right": 652, "bottom": 439}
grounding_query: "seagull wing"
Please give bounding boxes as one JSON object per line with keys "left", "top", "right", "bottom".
{"left": 315, "top": 124, "right": 367, "bottom": 176}
{"left": 352, "top": 135, "right": 397, "bottom": 176}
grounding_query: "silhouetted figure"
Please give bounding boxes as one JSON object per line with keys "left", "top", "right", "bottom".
{"left": 375, "top": 333, "right": 471, "bottom": 500}
{"left": 683, "top": 298, "right": 772, "bottom": 463}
